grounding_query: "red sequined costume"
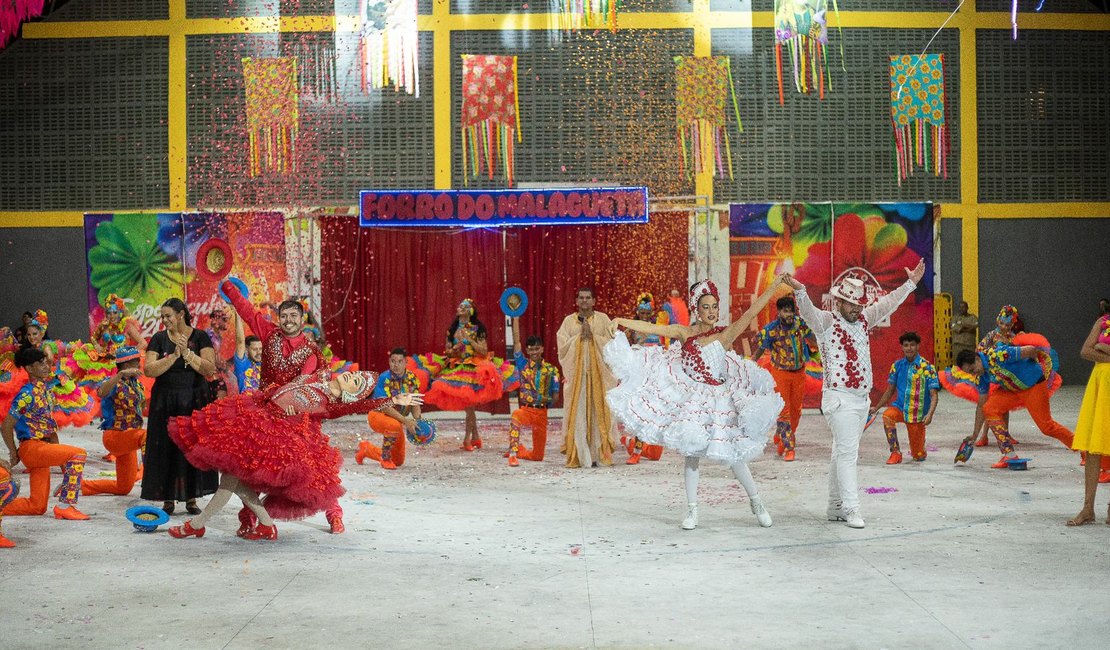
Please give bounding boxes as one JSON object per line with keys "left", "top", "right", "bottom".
{"left": 169, "top": 370, "right": 391, "bottom": 520}
{"left": 222, "top": 280, "right": 324, "bottom": 390}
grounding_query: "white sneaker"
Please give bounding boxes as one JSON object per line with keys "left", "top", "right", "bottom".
{"left": 827, "top": 501, "right": 846, "bottom": 522}
{"left": 750, "top": 496, "right": 773, "bottom": 527}
{"left": 681, "top": 503, "right": 698, "bottom": 530}
{"left": 844, "top": 508, "right": 865, "bottom": 529}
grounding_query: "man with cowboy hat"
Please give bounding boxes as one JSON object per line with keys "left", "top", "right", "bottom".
{"left": 783, "top": 259, "right": 925, "bottom": 529}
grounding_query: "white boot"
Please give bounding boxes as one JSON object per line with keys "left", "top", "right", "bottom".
{"left": 681, "top": 503, "right": 698, "bottom": 530}
{"left": 844, "top": 507, "right": 865, "bottom": 529}
{"left": 827, "top": 500, "right": 846, "bottom": 522}
{"left": 749, "top": 495, "right": 773, "bottom": 527}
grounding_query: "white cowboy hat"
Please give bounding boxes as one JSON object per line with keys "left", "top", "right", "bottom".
{"left": 830, "top": 277, "right": 867, "bottom": 306}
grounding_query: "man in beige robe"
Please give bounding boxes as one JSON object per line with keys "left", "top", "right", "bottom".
{"left": 556, "top": 287, "right": 617, "bottom": 468}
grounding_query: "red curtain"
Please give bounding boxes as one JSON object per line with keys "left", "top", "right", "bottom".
{"left": 319, "top": 214, "right": 687, "bottom": 411}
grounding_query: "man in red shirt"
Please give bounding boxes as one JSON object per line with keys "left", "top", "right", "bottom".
{"left": 222, "top": 280, "right": 348, "bottom": 534}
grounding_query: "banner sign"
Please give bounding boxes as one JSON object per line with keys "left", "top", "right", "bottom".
{"left": 359, "top": 187, "right": 650, "bottom": 227}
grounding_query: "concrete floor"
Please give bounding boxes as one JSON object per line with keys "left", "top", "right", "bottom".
{"left": 2, "top": 386, "right": 1108, "bottom": 649}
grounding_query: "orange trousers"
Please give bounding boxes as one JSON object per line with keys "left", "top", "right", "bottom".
{"left": 510, "top": 406, "right": 549, "bottom": 461}
{"left": 6, "top": 439, "right": 86, "bottom": 516}
{"left": 82, "top": 428, "right": 146, "bottom": 496}
{"left": 882, "top": 407, "right": 928, "bottom": 460}
{"left": 365, "top": 411, "right": 407, "bottom": 466}
{"left": 770, "top": 366, "right": 806, "bottom": 450}
{"left": 983, "top": 381, "right": 1074, "bottom": 453}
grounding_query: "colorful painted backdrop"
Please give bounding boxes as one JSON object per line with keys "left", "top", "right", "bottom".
{"left": 729, "top": 203, "right": 935, "bottom": 402}
{"left": 84, "top": 212, "right": 288, "bottom": 360}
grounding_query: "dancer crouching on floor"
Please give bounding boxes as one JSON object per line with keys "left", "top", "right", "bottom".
{"left": 605, "top": 277, "right": 786, "bottom": 530}
{"left": 166, "top": 369, "right": 422, "bottom": 540}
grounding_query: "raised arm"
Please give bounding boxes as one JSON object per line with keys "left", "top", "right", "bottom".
{"left": 222, "top": 279, "right": 275, "bottom": 342}
{"left": 611, "top": 317, "right": 687, "bottom": 341}
{"left": 234, "top": 312, "right": 247, "bottom": 358}
{"left": 862, "top": 259, "right": 924, "bottom": 326}
{"left": 512, "top": 317, "right": 522, "bottom": 355}
{"left": 717, "top": 276, "right": 786, "bottom": 348}
{"left": 783, "top": 275, "right": 832, "bottom": 334}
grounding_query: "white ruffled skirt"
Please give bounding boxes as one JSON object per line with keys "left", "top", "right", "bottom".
{"left": 603, "top": 334, "right": 783, "bottom": 464}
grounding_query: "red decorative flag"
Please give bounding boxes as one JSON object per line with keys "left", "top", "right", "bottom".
{"left": 460, "top": 55, "right": 521, "bottom": 186}
{"left": 242, "top": 57, "right": 300, "bottom": 177}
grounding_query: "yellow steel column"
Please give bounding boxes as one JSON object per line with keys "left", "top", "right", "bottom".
{"left": 168, "top": 0, "right": 188, "bottom": 210}
{"left": 958, "top": 11, "right": 979, "bottom": 312}
{"left": 433, "top": 0, "right": 453, "bottom": 189}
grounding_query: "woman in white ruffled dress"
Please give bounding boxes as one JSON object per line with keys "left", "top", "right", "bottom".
{"left": 604, "top": 277, "right": 785, "bottom": 530}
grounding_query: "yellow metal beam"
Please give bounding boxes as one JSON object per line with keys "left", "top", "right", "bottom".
{"left": 0, "top": 212, "right": 86, "bottom": 227}
{"left": 958, "top": 21, "right": 979, "bottom": 314}
{"left": 168, "top": 1, "right": 187, "bottom": 210}
{"left": 433, "top": 0, "right": 452, "bottom": 189}
{"left": 979, "top": 203, "right": 1110, "bottom": 219}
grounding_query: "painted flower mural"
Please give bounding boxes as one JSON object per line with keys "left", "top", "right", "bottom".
{"left": 88, "top": 214, "right": 182, "bottom": 308}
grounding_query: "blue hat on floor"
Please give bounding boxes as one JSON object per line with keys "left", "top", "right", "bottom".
{"left": 126, "top": 505, "right": 171, "bottom": 532}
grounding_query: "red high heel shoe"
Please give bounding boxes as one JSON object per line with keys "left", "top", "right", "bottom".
{"left": 472, "top": 437, "right": 483, "bottom": 449}
{"left": 243, "top": 523, "right": 278, "bottom": 541}
{"left": 236, "top": 507, "right": 257, "bottom": 538}
{"left": 168, "top": 520, "right": 205, "bottom": 538}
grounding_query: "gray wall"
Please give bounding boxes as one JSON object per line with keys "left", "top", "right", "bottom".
{"left": 978, "top": 218, "right": 1110, "bottom": 385}
{"left": 0, "top": 227, "right": 89, "bottom": 343}
{"left": 939, "top": 217, "right": 963, "bottom": 301}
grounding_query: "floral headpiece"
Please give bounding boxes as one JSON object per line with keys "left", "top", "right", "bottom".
{"left": 114, "top": 346, "right": 142, "bottom": 365}
{"left": 997, "top": 304, "right": 1018, "bottom": 326}
{"left": 104, "top": 293, "right": 127, "bottom": 315}
{"left": 340, "top": 371, "right": 378, "bottom": 403}
{"left": 459, "top": 298, "right": 475, "bottom": 315}
{"left": 28, "top": 309, "right": 48, "bottom": 331}
{"left": 635, "top": 292, "right": 655, "bottom": 313}
{"left": 303, "top": 324, "right": 322, "bottom": 340}
{"left": 688, "top": 280, "right": 719, "bottom": 312}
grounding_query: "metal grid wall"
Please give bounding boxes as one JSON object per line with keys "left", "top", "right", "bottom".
{"left": 44, "top": 0, "right": 168, "bottom": 21}
{"left": 186, "top": 30, "right": 435, "bottom": 206}
{"left": 186, "top": 1, "right": 390, "bottom": 18}
{"left": 0, "top": 37, "right": 170, "bottom": 210}
{"left": 712, "top": 27, "right": 961, "bottom": 203}
{"left": 451, "top": 0, "right": 692, "bottom": 13}
{"left": 450, "top": 29, "right": 695, "bottom": 196}
{"left": 713, "top": 0, "right": 950, "bottom": 11}
{"left": 977, "top": 29, "right": 1110, "bottom": 202}
{"left": 977, "top": 0, "right": 1104, "bottom": 12}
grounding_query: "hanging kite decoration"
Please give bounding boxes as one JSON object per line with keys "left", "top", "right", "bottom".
{"left": 242, "top": 57, "right": 300, "bottom": 177}
{"left": 889, "top": 54, "right": 949, "bottom": 184}
{"left": 674, "top": 56, "right": 743, "bottom": 180}
{"left": 556, "top": 0, "right": 621, "bottom": 33}
{"left": 460, "top": 54, "right": 522, "bottom": 186}
{"left": 360, "top": 0, "right": 420, "bottom": 96}
{"left": 773, "top": 0, "right": 842, "bottom": 104}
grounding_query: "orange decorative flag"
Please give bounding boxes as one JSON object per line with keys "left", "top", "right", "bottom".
{"left": 242, "top": 57, "right": 299, "bottom": 177}
{"left": 889, "top": 54, "right": 949, "bottom": 184}
{"left": 674, "top": 56, "right": 743, "bottom": 180}
{"left": 460, "top": 55, "right": 521, "bottom": 186}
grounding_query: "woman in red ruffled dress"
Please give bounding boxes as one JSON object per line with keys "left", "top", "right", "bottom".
{"left": 166, "top": 369, "right": 422, "bottom": 541}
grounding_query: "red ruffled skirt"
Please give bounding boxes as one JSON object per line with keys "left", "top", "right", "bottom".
{"left": 169, "top": 392, "right": 344, "bottom": 520}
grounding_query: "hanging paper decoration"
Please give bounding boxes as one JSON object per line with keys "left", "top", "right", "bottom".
{"left": 242, "top": 57, "right": 300, "bottom": 177}
{"left": 556, "top": 0, "right": 620, "bottom": 33}
{"left": 460, "top": 55, "right": 521, "bottom": 186}
{"left": 889, "top": 54, "right": 949, "bottom": 184}
{"left": 773, "top": 0, "right": 842, "bottom": 104}
{"left": 0, "top": 0, "right": 47, "bottom": 51}
{"left": 360, "top": 0, "right": 420, "bottom": 96}
{"left": 674, "top": 56, "right": 743, "bottom": 180}
{"left": 295, "top": 40, "right": 338, "bottom": 99}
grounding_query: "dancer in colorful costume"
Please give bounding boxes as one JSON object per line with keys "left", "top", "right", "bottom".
{"left": 968, "top": 305, "right": 1020, "bottom": 446}
{"left": 232, "top": 312, "right": 262, "bottom": 394}
{"left": 869, "top": 331, "right": 939, "bottom": 464}
{"left": 1, "top": 347, "right": 89, "bottom": 520}
{"left": 784, "top": 260, "right": 925, "bottom": 529}
{"left": 73, "top": 293, "right": 148, "bottom": 390}
{"left": 1067, "top": 313, "right": 1110, "bottom": 525}
{"left": 222, "top": 279, "right": 349, "bottom": 534}
{"left": 605, "top": 278, "right": 785, "bottom": 530}
{"left": 0, "top": 460, "right": 17, "bottom": 547}
{"left": 167, "top": 369, "right": 422, "bottom": 540}
{"left": 505, "top": 317, "right": 560, "bottom": 467}
{"left": 357, "top": 348, "right": 423, "bottom": 470}
{"left": 952, "top": 335, "right": 1073, "bottom": 468}
{"left": 0, "top": 310, "right": 96, "bottom": 429}
{"left": 82, "top": 347, "right": 146, "bottom": 496}
{"left": 753, "top": 295, "right": 817, "bottom": 462}
{"left": 558, "top": 288, "right": 618, "bottom": 468}
{"left": 620, "top": 293, "right": 665, "bottom": 465}
{"left": 411, "top": 299, "right": 518, "bottom": 452}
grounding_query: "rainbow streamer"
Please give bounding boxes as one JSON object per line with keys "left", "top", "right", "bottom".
{"left": 557, "top": 0, "right": 621, "bottom": 33}
{"left": 889, "top": 54, "right": 949, "bottom": 184}
{"left": 360, "top": 0, "right": 420, "bottom": 96}
{"left": 773, "top": 0, "right": 843, "bottom": 103}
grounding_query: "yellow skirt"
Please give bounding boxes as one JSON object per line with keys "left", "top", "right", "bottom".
{"left": 1073, "top": 363, "right": 1110, "bottom": 455}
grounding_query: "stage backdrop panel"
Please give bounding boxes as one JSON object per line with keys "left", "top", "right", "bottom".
{"left": 318, "top": 213, "right": 688, "bottom": 411}
{"left": 84, "top": 212, "right": 288, "bottom": 361}
{"left": 730, "top": 202, "right": 935, "bottom": 403}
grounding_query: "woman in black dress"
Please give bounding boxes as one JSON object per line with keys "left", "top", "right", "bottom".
{"left": 142, "top": 298, "right": 219, "bottom": 514}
